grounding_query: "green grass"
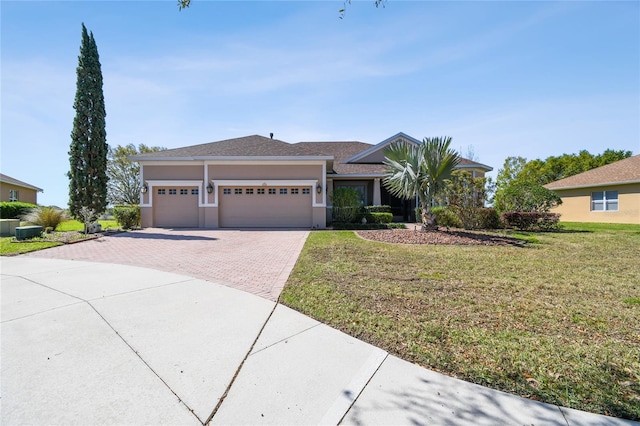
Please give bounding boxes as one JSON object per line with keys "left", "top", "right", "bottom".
{"left": 56, "top": 219, "right": 118, "bottom": 232}
{"left": 1, "top": 220, "right": 119, "bottom": 256}
{"left": 281, "top": 223, "right": 640, "bottom": 420}
{"left": 0, "top": 237, "right": 62, "bottom": 255}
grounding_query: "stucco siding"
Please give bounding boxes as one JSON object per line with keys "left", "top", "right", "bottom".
{"left": 144, "top": 165, "right": 204, "bottom": 180}
{"left": 550, "top": 183, "right": 640, "bottom": 224}
{"left": 0, "top": 183, "right": 38, "bottom": 204}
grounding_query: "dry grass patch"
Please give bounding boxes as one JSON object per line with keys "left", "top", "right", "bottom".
{"left": 280, "top": 225, "right": 640, "bottom": 420}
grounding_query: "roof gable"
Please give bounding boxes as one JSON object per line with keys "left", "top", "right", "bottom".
{"left": 545, "top": 154, "right": 640, "bottom": 190}
{"left": 344, "top": 132, "right": 421, "bottom": 164}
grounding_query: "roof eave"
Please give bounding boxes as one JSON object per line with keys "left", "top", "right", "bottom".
{"left": 455, "top": 163, "right": 494, "bottom": 172}
{"left": 546, "top": 179, "right": 640, "bottom": 191}
{"left": 132, "top": 155, "right": 334, "bottom": 162}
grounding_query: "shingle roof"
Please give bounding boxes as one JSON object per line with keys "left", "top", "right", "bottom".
{"left": 133, "top": 135, "right": 327, "bottom": 159}
{"left": 133, "top": 134, "right": 493, "bottom": 176}
{"left": 0, "top": 173, "right": 43, "bottom": 192}
{"left": 545, "top": 154, "right": 640, "bottom": 190}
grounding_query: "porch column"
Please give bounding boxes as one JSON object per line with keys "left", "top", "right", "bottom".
{"left": 373, "top": 178, "right": 381, "bottom": 205}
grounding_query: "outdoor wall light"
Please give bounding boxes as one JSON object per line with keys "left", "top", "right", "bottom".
{"left": 316, "top": 183, "right": 322, "bottom": 194}
{"left": 206, "top": 182, "right": 214, "bottom": 194}
{"left": 141, "top": 183, "right": 148, "bottom": 194}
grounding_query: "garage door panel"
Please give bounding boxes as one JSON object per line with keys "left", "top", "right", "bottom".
{"left": 219, "top": 186, "right": 311, "bottom": 228}
{"left": 154, "top": 187, "right": 199, "bottom": 228}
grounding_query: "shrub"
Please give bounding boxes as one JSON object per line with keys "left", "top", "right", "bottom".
{"left": 113, "top": 205, "right": 140, "bottom": 229}
{"left": 20, "top": 206, "right": 68, "bottom": 230}
{"left": 364, "top": 212, "right": 393, "bottom": 223}
{"left": 477, "top": 208, "right": 502, "bottom": 229}
{"left": 331, "top": 188, "right": 362, "bottom": 223}
{"left": 425, "top": 206, "right": 462, "bottom": 228}
{"left": 0, "top": 202, "right": 37, "bottom": 219}
{"left": 501, "top": 212, "right": 561, "bottom": 231}
{"left": 364, "top": 205, "right": 392, "bottom": 213}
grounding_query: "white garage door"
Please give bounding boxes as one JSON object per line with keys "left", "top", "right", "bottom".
{"left": 153, "top": 187, "right": 199, "bottom": 228}
{"left": 219, "top": 186, "right": 312, "bottom": 228}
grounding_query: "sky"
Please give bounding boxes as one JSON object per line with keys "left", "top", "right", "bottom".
{"left": 1, "top": 0, "right": 639, "bottom": 207}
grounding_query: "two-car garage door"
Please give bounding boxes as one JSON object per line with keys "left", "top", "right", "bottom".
{"left": 152, "top": 185, "right": 313, "bottom": 228}
{"left": 219, "top": 186, "right": 312, "bottom": 228}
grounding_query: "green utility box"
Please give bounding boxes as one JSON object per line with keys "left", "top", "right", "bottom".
{"left": 15, "top": 226, "right": 43, "bottom": 241}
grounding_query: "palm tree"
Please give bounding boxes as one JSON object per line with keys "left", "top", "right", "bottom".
{"left": 383, "top": 137, "right": 460, "bottom": 230}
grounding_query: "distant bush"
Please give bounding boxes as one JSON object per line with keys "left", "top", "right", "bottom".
{"left": 20, "top": 206, "right": 67, "bottom": 230}
{"left": 501, "top": 212, "right": 560, "bottom": 231}
{"left": 113, "top": 205, "right": 140, "bottom": 229}
{"left": 0, "top": 202, "right": 37, "bottom": 219}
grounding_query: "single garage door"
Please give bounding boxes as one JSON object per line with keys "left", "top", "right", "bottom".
{"left": 153, "top": 187, "right": 199, "bottom": 228}
{"left": 219, "top": 186, "right": 312, "bottom": 228}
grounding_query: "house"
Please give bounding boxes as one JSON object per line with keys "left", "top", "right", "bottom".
{"left": 545, "top": 154, "right": 640, "bottom": 224}
{"left": 0, "top": 173, "right": 43, "bottom": 204}
{"left": 131, "top": 132, "right": 492, "bottom": 229}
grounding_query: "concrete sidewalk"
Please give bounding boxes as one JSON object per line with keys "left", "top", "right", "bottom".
{"left": 1, "top": 257, "right": 636, "bottom": 425}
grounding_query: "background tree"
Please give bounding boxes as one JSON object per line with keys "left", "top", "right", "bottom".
{"left": 442, "top": 170, "right": 491, "bottom": 229}
{"left": 383, "top": 137, "right": 459, "bottom": 230}
{"left": 494, "top": 149, "right": 631, "bottom": 213}
{"left": 107, "top": 144, "right": 166, "bottom": 205}
{"left": 68, "top": 24, "right": 108, "bottom": 221}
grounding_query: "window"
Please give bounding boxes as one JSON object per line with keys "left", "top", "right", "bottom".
{"left": 157, "top": 188, "right": 166, "bottom": 195}
{"left": 223, "top": 188, "right": 231, "bottom": 195}
{"left": 246, "top": 188, "right": 254, "bottom": 195}
{"left": 169, "top": 189, "right": 177, "bottom": 195}
{"left": 291, "top": 188, "right": 299, "bottom": 195}
{"left": 257, "top": 188, "right": 265, "bottom": 194}
{"left": 234, "top": 188, "right": 243, "bottom": 195}
{"left": 591, "top": 191, "right": 618, "bottom": 211}
{"left": 280, "top": 188, "right": 288, "bottom": 195}
{"left": 9, "top": 189, "right": 19, "bottom": 201}
{"left": 191, "top": 189, "right": 199, "bottom": 195}
{"left": 268, "top": 188, "right": 276, "bottom": 194}
{"left": 302, "top": 188, "right": 310, "bottom": 195}
{"left": 180, "top": 189, "right": 188, "bottom": 195}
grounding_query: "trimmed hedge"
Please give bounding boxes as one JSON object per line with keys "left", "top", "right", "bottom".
{"left": 332, "top": 222, "right": 405, "bottom": 230}
{"left": 113, "top": 205, "right": 140, "bottom": 229}
{"left": 501, "top": 211, "right": 561, "bottom": 231}
{"left": 364, "top": 205, "right": 392, "bottom": 213}
{"left": 0, "top": 201, "right": 38, "bottom": 219}
{"left": 364, "top": 212, "right": 393, "bottom": 224}
{"left": 477, "top": 208, "right": 502, "bottom": 229}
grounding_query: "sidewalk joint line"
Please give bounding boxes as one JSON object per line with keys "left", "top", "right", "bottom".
{"left": 249, "top": 322, "right": 321, "bottom": 356}
{"left": 86, "top": 300, "right": 205, "bottom": 425}
{"left": 337, "top": 352, "right": 389, "bottom": 425}
{"left": 204, "top": 301, "right": 279, "bottom": 425}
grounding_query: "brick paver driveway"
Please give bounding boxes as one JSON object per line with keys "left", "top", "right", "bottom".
{"left": 24, "top": 228, "right": 309, "bottom": 301}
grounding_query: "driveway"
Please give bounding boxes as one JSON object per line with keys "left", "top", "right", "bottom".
{"left": 24, "top": 228, "right": 309, "bottom": 301}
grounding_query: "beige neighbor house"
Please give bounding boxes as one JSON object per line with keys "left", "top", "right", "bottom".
{"left": 0, "top": 173, "right": 43, "bottom": 204}
{"left": 545, "top": 154, "right": 640, "bottom": 224}
{"left": 131, "top": 133, "right": 492, "bottom": 229}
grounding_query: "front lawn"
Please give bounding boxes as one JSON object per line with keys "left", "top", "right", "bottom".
{"left": 0, "top": 219, "right": 120, "bottom": 256}
{"left": 280, "top": 223, "right": 640, "bottom": 420}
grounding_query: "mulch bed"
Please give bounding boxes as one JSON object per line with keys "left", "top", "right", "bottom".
{"left": 356, "top": 228, "right": 526, "bottom": 246}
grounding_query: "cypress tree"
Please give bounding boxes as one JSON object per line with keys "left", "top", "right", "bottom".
{"left": 68, "top": 23, "right": 108, "bottom": 220}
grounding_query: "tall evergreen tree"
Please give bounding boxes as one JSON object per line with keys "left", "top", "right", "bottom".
{"left": 68, "top": 23, "right": 108, "bottom": 220}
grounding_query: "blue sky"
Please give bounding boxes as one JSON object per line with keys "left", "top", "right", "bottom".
{"left": 2, "top": 1, "right": 639, "bottom": 207}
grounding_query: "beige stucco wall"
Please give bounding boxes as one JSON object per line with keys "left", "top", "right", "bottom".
{"left": 140, "top": 162, "right": 327, "bottom": 228}
{"left": 0, "top": 183, "right": 38, "bottom": 204}
{"left": 550, "top": 183, "right": 640, "bottom": 224}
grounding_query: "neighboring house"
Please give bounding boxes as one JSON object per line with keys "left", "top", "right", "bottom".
{"left": 131, "top": 132, "right": 492, "bottom": 229}
{"left": 545, "top": 154, "right": 640, "bottom": 224}
{"left": 0, "top": 173, "right": 43, "bottom": 204}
